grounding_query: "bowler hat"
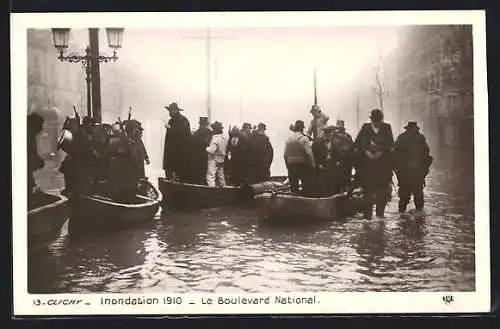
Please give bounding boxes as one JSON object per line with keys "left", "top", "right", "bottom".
{"left": 211, "top": 121, "right": 223, "bottom": 130}
{"left": 257, "top": 123, "right": 266, "bottom": 130}
{"left": 165, "top": 102, "right": 183, "bottom": 112}
{"left": 199, "top": 116, "right": 209, "bottom": 124}
{"left": 404, "top": 121, "right": 420, "bottom": 130}
{"left": 294, "top": 120, "right": 305, "bottom": 130}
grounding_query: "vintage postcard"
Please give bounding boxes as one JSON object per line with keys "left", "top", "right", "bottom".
{"left": 12, "top": 11, "right": 489, "bottom": 316}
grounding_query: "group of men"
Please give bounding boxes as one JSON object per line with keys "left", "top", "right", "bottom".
{"left": 284, "top": 105, "right": 433, "bottom": 219}
{"left": 54, "top": 114, "right": 150, "bottom": 202}
{"left": 162, "top": 102, "right": 274, "bottom": 187}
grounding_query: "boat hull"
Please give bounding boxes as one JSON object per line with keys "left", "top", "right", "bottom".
{"left": 28, "top": 193, "right": 70, "bottom": 253}
{"left": 255, "top": 192, "right": 349, "bottom": 224}
{"left": 69, "top": 180, "right": 161, "bottom": 233}
{"left": 158, "top": 178, "right": 241, "bottom": 210}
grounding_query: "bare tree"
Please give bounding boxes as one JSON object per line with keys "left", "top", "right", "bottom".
{"left": 373, "top": 54, "right": 387, "bottom": 112}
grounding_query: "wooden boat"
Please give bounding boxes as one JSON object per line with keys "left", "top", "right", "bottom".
{"left": 158, "top": 178, "right": 241, "bottom": 210}
{"left": 28, "top": 192, "right": 70, "bottom": 253}
{"left": 254, "top": 191, "right": 352, "bottom": 224}
{"left": 69, "top": 179, "right": 161, "bottom": 232}
{"left": 158, "top": 176, "right": 289, "bottom": 210}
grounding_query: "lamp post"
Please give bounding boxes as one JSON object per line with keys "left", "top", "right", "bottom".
{"left": 51, "top": 28, "right": 124, "bottom": 122}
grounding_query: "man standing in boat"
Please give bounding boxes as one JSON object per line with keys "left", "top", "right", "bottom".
{"left": 27, "top": 113, "right": 45, "bottom": 196}
{"left": 162, "top": 102, "right": 192, "bottom": 182}
{"left": 190, "top": 116, "right": 213, "bottom": 185}
{"left": 333, "top": 120, "right": 354, "bottom": 192}
{"left": 353, "top": 109, "right": 394, "bottom": 219}
{"left": 393, "top": 121, "right": 433, "bottom": 214}
{"left": 307, "top": 104, "right": 330, "bottom": 141}
{"left": 249, "top": 123, "right": 274, "bottom": 183}
{"left": 206, "top": 121, "right": 229, "bottom": 187}
{"left": 284, "top": 120, "right": 316, "bottom": 196}
{"left": 312, "top": 125, "right": 342, "bottom": 197}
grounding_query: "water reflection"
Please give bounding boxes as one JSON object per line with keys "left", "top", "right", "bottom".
{"left": 28, "top": 171, "right": 475, "bottom": 293}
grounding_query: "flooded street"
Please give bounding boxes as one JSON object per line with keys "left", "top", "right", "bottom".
{"left": 28, "top": 170, "right": 475, "bottom": 293}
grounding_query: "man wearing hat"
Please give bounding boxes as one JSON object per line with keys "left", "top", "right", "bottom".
{"left": 353, "top": 109, "right": 394, "bottom": 219}
{"left": 284, "top": 120, "right": 316, "bottom": 195}
{"left": 162, "top": 102, "right": 192, "bottom": 181}
{"left": 248, "top": 122, "right": 274, "bottom": 183}
{"left": 333, "top": 119, "right": 354, "bottom": 192}
{"left": 393, "top": 121, "right": 432, "bottom": 213}
{"left": 228, "top": 123, "right": 253, "bottom": 185}
{"left": 312, "top": 125, "right": 343, "bottom": 196}
{"left": 206, "top": 121, "right": 228, "bottom": 187}
{"left": 190, "top": 116, "right": 213, "bottom": 184}
{"left": 307, "top": 104, "right": 330, "bottom": 141}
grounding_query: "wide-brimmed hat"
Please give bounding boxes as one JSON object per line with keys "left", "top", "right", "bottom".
{"left": 211, "top": 121, "right": 223, "bottom": 130}
{"left": 310, "top": 104, "right": 320, "bottom": 113}
{"left": 257, "top": 123, "right": 266, "bottom": 130}
{"left": 404, "top": 121, "right": 420, "bottom": 130}
{"left": 370, "top": 109, "right": 383, "bottom": 120}
{"left": 294, "top": 120, "right": 305, "bottom": 130}
{"left": 324, "top": 125, "right": 338, "bottom": 134}
{"left": 165, "top": 102, "right": 183, "bottom": 112}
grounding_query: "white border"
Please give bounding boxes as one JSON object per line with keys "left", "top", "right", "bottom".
{"left": 11, "top": 11, "right": 490, "bottom": 315}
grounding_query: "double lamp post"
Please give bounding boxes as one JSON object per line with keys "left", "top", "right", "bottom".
{"left": 50, "top": 28, "right": 124, "bottom": 123}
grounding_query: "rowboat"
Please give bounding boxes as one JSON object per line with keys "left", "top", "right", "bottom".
{"left": 158, "top": 178, "right": 241, "bottom": 210}
{"left": 254, "top": 191, "right": 352, "bottom": 224}
{"left": 158, "top": 176, "right": 289, "bottom": 211}
{"left": 28, "top": 192, "right": 70, "bottom": 253}
{"left": 69, "top": 179, "right": 161, "bottom": 233}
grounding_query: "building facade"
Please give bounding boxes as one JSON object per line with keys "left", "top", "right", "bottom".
{"left": 396, "top": 25, "right": 473, "bottom": 178}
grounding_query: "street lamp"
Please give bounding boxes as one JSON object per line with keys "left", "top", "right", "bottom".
{"left": 50, "top": 28, "right": 124, "bottom": 119}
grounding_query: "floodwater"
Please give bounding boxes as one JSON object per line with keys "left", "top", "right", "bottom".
{"left": 28, "top": 169, "right": 475, "bottom": 293}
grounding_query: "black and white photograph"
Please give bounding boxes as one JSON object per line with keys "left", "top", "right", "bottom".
{"left": 12, "top": 11, "right": 489, "bottom": 315}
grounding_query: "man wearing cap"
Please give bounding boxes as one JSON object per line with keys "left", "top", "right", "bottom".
{"left": 312, "top": 125, "right": 343, "bottom": 196}
{"left": 353, "top": 109, "right": 394, "bottom": 218}
{"left": 393, "top": 121, "right": 433, "bottom": 213}
{"left": 206, "top": 121, "right": 228, "bottom": 187}
{"left": 162, "top": 102, "right": 192, "bottom": 181}
{"left": 333, "top": 119, "right": 354, "bottom": 192}
{"left": 284, "top": 120, "right": 316, "bottom": 196}
{"left": 249, "top": 123, "right": 274, "bottom": 183}
{"left": 190, "top": 117, "right": 213, "bottom": 185}
{"left": 307, "top": 105, "right": 330, "bottom": 141}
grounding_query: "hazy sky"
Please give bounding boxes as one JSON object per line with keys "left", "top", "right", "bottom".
{"left": 68, "top": 26, "right": 400, "bottom": 175}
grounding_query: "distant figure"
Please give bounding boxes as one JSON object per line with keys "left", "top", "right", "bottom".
{"left": 27, "top": 113, "right": 45, "bottom": 195}
{"left": 190, "top": 116, "right": 213, "bottom": 185}
{"left": 162, "top": 102, "right": 192, "bottom": 182}
{"left": 393, "top": 121, "right": 433, "bottom": 213}
{"left": 353, "top": 109, "right": 394, "bottom": 219}
{"left": 249, "top": 123, "right": 274, "bottom": 183}
{"left": 206, "top": 121, "right": 228, "bottom": 187}
{"left": 307, "top": 104, "right": 330, "bottom": 141}
{"left": 284, "top": 120, "right": 316, "bottom": 195}
{"left": 312, "top": 125, "right": 342, "bottom": 197}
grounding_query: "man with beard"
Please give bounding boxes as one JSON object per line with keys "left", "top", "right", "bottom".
{"left": 249, "top": 123, "right": 274, "bottom": 183}
{"left": 393, "top": 121, "right": 433, "bottom": 214}
{"left": 190, "top": 117, "right": 212, "bottom": 185}
{"left": 162, "top": 102, "right": 192, "bottom": 182}
{"left": 353, "top": 109, "right": 394, "bottom": 219}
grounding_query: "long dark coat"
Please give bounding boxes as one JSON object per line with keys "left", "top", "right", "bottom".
{"left": 162, "top": 113, "right": 191, "bottom": 180}
{"left": 312, "top": 139, "right": 343, "bottom": 196}
{"left": 190, "top": 127, "right": 213, "bottom": 184}
{"left": 106, "top": 132, "right": 138, "bottom": 202}
{"left": 393, "top": 131, "right": 432, "bottom": 182}
{"left": 249, "top": 133, "right": 274, "bottom": 183}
